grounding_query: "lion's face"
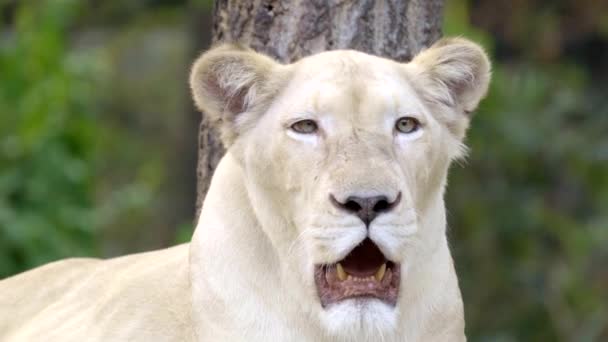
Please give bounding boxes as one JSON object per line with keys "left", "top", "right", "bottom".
{"left": 191, "top": 38, "right": 490, "bottom": 339}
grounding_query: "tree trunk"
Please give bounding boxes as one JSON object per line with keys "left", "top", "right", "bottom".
{"left": 196, "top": 0, "right": 445, "bottom": 217}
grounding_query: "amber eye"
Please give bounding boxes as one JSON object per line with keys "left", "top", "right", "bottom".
{"left": 290, "top": 119, "right": 318, "bottom": 134}
{"left": 395, "top": 117, "right": 420, "bottom": 134}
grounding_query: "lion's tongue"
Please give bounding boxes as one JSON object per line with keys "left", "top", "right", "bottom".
{"left": 340, "top": 238, "right": 386, "bottom": 277}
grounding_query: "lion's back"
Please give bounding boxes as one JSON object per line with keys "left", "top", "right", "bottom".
{"left": 0, "top": 244, "right": 194, "bottom": 342}
{"left": 0, "top": 257, "right": 102, "bottom": 336}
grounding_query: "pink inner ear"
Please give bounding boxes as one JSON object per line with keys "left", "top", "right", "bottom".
{"left": 444, "top": 73, "right": 471, "bottom": 101}
{"left": 205, "top": 73, "right": 248, "bottom": 117}
{"left": 225, "top": 87, "right": 248, "bottom": 116}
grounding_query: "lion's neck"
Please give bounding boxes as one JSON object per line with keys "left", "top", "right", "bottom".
{"left": 189, "top": 154, "right": 319, "bottom": 340}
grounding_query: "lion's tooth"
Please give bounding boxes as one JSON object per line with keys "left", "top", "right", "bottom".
{"left": 336, "top": 263, "right": 347, "bottom": 281}
{"left": 375, "top": 263, "right": 387, "bottom": 281}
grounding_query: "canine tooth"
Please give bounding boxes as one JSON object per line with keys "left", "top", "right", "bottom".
{"left": 336, "top": 263, "right": 347, "bottom": 281}
{"left": 375, "top": 263, "right": 387, "bottom": 281}
{"left": 347, "top": 275, "right": 353, "bottom": 281}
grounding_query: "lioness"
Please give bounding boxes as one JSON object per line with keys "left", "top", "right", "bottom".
{"left": 0, "top": 37, "right": 490, "bottom": 341}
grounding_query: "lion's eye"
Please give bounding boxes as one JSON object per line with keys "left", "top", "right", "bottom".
{"left": 395, "top": 117, "right": 420, "bottom": 134}
{"left": 290, "top": 119, "right": 318, "bottom": 134}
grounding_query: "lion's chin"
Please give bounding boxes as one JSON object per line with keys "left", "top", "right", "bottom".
{"left": 318, "top": 297, "right": 399, "bottom": 339}
{"left": 314, "top": 238, "right": 401, "bottom": 308}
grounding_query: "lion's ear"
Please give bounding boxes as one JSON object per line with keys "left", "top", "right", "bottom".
{"left": 409, "top": 37, "right": 491, "bottom": 114}
{"left": 189, "top": 44, "right": 281, "bottom": 146}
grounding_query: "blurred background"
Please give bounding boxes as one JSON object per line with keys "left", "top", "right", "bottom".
{"left": 0, "top": 0, "right": 606, "bottom": 340}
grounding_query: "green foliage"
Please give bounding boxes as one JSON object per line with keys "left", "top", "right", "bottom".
{"left": 0, "top": 0, "right": 197, "bottom": 278}
{"left": 445, "top": 1, "right": 608, "bottom": 340}
{"left": 0, "top": 0, "right": 102, "bottom": 278}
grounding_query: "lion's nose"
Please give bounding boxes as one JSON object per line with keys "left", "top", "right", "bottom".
{"left": 330, "top": 193, "right": 401, "bottom": 226}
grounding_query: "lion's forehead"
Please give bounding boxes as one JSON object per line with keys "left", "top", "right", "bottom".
{"left": 279, "top": 56, "right": 426, "bottom": 124}
{"left": 293, "top": 51, "right": 402, "bottom": 86}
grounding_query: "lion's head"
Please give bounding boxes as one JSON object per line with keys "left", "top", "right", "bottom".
{"left": 190, "top": 38, "right": 490, "bottom": 339}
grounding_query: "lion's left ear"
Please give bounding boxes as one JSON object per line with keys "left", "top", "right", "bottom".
{"left": 409, "top": 37, "right": 491, "bottom": 114}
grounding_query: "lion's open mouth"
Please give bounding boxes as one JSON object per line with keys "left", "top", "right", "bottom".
{"left": 314, "top": 238, "right": 400, "bottom": 307}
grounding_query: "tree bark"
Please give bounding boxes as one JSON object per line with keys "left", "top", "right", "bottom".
{"left": 196, "top": 0, "right": 445, "bottom": 217}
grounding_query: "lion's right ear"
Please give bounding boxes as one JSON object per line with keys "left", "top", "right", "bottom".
{"left": 409, "top": 37, "right": 491, "bottom": 114}
{"left": 189, "top": 45, "right": 281, "bottom": 146}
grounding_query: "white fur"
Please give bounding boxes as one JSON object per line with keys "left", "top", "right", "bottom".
{"left": 286, "top": 129, "right": 320, "bottom": 145}
{"left": 320, "top": 299, "right": 398, "bottom": 341}
{"left": 0, "top": 38, "right": 490, "bottom": 341}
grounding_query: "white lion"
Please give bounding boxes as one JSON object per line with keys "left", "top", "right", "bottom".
{"left": 0, "top": 37, "right": 490, "bottom": 342}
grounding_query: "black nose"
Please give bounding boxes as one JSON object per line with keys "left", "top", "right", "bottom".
{"left": 330, "top": 193, "right": 401, "bottom": 226}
